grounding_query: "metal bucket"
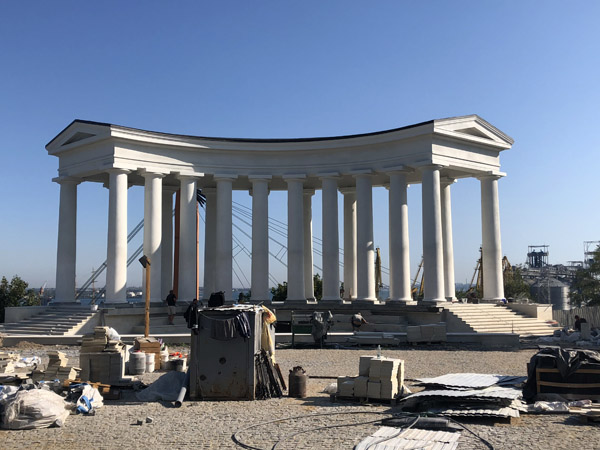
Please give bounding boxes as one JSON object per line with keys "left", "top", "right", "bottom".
{"left": 288, "top": 366, "right": 308, "bottom": 398}
{"left": 129, "top": 352, "right": 146, "bottom": 375}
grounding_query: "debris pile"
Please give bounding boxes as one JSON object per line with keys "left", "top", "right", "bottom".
{"left": 336, "top": 355, "right": 405, "bottom": 401}
{"left": 31, "top": 350, "right": 80, "bottom": 382}
{"left": 400, "top": 373, "right": 527, "bottom": 420}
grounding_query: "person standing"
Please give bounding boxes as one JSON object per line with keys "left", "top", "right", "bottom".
{"left": 165, "top": 290, "right": 177, "bottom": 325}
{"left": 574, "top": 315, "right": 587, "bottom": 332}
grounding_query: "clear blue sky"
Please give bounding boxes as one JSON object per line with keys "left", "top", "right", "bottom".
{"left": 1, "top": 1, "right": 598, "bottom": 290}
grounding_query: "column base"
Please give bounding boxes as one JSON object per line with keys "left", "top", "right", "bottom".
{"left": 445, "top": 297, "right": 458, "bottom": 302}
{"left": 319, "top": 298, "right": 344, "bottom": 307}
{"left": 420, "top": 298, "right": 445, "bottom": 304}
{"left": 285, "top": 299, "right": 309, "bottom": 307}
{"left": 385, "top": 299, "right": 417, "bottom": 306}
{"left": 352, "top": 298, "right": 378, "bottom": 307}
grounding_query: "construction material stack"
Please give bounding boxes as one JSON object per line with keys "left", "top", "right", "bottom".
{"left": 30, "top": 351, "right": 79, "bottom": 382}
{"left": 337, "top": 355, "right": 405, "bottom": 401}
{"left": 79, "top": 327, "right": 132, "bottom": 386}
{"left": 133, "top": 337, "right": 162, "bottom": 370}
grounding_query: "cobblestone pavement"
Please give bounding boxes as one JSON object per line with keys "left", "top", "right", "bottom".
{"left": 1, "top": 344, "right": 599, "bottom": 449}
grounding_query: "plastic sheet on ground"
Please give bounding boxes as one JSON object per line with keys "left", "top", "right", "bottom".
{"left": 355, "top": 426, "right": 461, "bottom": 450}
{"left": 416, "top": 373, "right": 526, "bottom": 389}
{"left": 136, "top": 371, "right": 187, "bottom": 402}
{"left": 2, "top": 389, "right": 70, "bottom": 429}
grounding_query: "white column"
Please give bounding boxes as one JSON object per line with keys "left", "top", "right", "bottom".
{"left": 341, "top": 188, "right": 357, "bottom": 300}
{"left": 480, "top": 175, "right": 505, "bottom": 301}
{"left": 420, "top": 165, "right": 445, "bottom": 302}
{"left": 161, "top": 187, "right": 175, "bottom": 300}
{"left": 388, "top": 172, "right": 412, "bottom": 302}
{"left": 250, "top": 177, "right": 270, "bottom": 301}
{"left": 177, "top": 175, "right": 197, "bottom": 301}
{"left": 303, "top": 189, "right": 315, "bottom": 300}
{"left": 55, "top": 178, "right": 79, "bottom": 302}
{"left": 142, "top": 171, "right": 164, "bottom": 302}
{"left": 202, "top": 188, "right": 217, "bottom": 300}
{"left": 285, "top": 177, "right": 305, "bottom": 301}
{"left": 355, "top": 174, "right": 376, "bottom": 301}
{"left": 321, "top": 177, "right": 341, "bottom": 301}
{"left": 441, "top": 178, "right": 456, "bottom": 301}
{"left": 215, "top": 176, "right": 235, "bottom": 302}
{"left": 105, "top": 169, "right": 129, "bottom": 303}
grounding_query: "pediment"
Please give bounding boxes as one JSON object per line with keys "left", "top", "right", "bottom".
{"left": 62, "top": 131, "right": 96, "bottom": 146}
{"left": 434, "top": 115, "right": 514, "bottom": 149}
{"left": 46, "top": 120, "right": 111, "bottom": 154}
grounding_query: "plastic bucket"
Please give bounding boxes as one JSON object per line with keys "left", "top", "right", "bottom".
{"left": 129, "top": 352, "right": 145, "bottom": 375}
{"left": 145, "top": 353, "right": 155, "bottom": 373}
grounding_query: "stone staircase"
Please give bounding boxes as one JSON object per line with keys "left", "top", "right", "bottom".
{"left": 0, "top": 306, "right": 98, "bottom": 336}
{"left": 131, "top": 315, "right": 189, "bottom": 335}
{"left": 441, "top": 303, "right": 560, "bottom": 337}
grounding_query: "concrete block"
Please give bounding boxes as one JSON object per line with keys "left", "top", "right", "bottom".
{"left": 581, "top": 322, "right": 592, "bottom": 340}
{"left": 359, "top": 356, "right": 375, "bottom": 376}
{"left": 396, "top": 360, "right": 405, "bottom": 386}
{"left": 407, "top": 326, "right": 421, "bottom": 342}
{"left": 369, "top": 358, "right": 382, "bottom": 381}
{"left": 379, "top": 359, "right": 400, "bottom": 380}
{"left": 354, "top": 376, "right": 368, "bottom": 397}
{"left": 338, "top": 378, "right": 355, "bottom": 397}
{"left": 380, "top": 380, "right": 398, "bottom": 399}
{"left": 367, "top": 381, "right": 381, "bottom": 399}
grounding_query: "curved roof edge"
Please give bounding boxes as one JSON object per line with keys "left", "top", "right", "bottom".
{"left": 47, "top": 117, "right": 440, "bottom": 148}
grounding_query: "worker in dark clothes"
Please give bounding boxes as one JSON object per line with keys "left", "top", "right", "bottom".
{"left": 574, "top": 315, "right": 587, "bottom": 331}
{"left": 351, "top": 312, "right": 368, "bottom": 332}
{"left": 165, "top": 290, "right": 177, "bottom": 325}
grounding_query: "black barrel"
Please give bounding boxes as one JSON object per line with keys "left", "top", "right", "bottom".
{"left": 288, "top": 366, "right": 308, "bottom": 398}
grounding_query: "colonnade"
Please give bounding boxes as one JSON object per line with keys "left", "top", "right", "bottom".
{"left": 54, "top": 168, "right": 505, "bottom": 305}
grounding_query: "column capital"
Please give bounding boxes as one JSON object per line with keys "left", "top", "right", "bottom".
{"left": 303, "top": 188, "right": 315, "bottom": 196}
{"left": 200, "top": 187, "right": 216, "bottom": 195}
{"left": 417, "top": 164, "right": 445, "bottom": 173}
{"left": 477, "top": 172, "right": 505, "bottom": 181}
{"left": 162, "top": 185, "right": 179, "bottom": 194}
{"left": 214, "top": 174, "right": 238, "bottom": 182}
{"left": 53, "top": 176, "right": 81, "bottom": 185}
{"left": 139, "top": 169, "right": 167, "bottom": 179}
{"left": 248, "top": 175, "right": 272, "bottom": 181}
{"left": 318, "top": 171, "right": 340, "bottom": 180}
{"left": 175, "top": 173, "right": 198, "bottom": 181}
{"left": 106, "top": 168, "right": 131, "bottom": 175}
{"left": 385, "top": 165, "right": 413, "bottom": 176}
{"left": 350, "top": 169, "right": 373, "bottom": 179}
{"left": 283, "top": 174, "right": 306, "bottom": 182}
{"left": 339, "top": 187, "right": 356, "bottom": 195}
{"left": 440, "top": 177, "right": 457, "bottom": 187}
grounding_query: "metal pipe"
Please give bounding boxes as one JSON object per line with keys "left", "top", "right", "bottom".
{"left": 174, "top": 369, "right": 190, "bottom": 408}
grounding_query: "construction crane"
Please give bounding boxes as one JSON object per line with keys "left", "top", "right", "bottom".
{"left": 375, "top": 248, "right": 383, "bottom": 298}
{"left": 468, "top": 248, "right": 513, "bottom": 296}
{"left": 411, "top": 256, "right": 424, "bottom": 299}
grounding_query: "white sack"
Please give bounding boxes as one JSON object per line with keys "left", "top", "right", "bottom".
{"left": 2, "top": 389, "right": 70, "bottom": 429}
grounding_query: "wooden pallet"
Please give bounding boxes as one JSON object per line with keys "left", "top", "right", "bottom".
{"left": 569, "top": 406, "right": 600, "bottom": 424}
{"left": 63, "top": 378, "right": 111, "bottom": 394}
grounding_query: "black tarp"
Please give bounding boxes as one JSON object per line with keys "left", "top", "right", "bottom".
{"left": 523, "top": 347, "right": 600, "bottom": 401}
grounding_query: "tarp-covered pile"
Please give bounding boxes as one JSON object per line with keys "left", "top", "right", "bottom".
{"left": 523, "top": 347, "right": 600, "bottom": 402}
{"left": 400, "top": 373, "right": 527, "bottom": 419}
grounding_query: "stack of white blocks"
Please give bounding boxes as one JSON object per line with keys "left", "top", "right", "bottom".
{"left": 337, "top": 355, "right": 405, "bottom": 400}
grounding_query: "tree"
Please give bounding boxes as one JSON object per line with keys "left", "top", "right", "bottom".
{"left": 503, "top": 267, "right": 531, "bottom": 300}
{"left": 270, "top": 282, "right": 287, "bottom": 302}
{"left": 313, "top": 273, "right": 323, "bottom": 301}
{"left": 570, "top": 246, "right": 600, "bottom": 307}
{"left": 0, "top": 275, "right": 40, "bottom": 322}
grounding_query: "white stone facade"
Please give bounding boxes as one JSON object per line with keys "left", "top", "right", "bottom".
{"left": 47, "top": 115, "right": 513, "bottom": 304}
